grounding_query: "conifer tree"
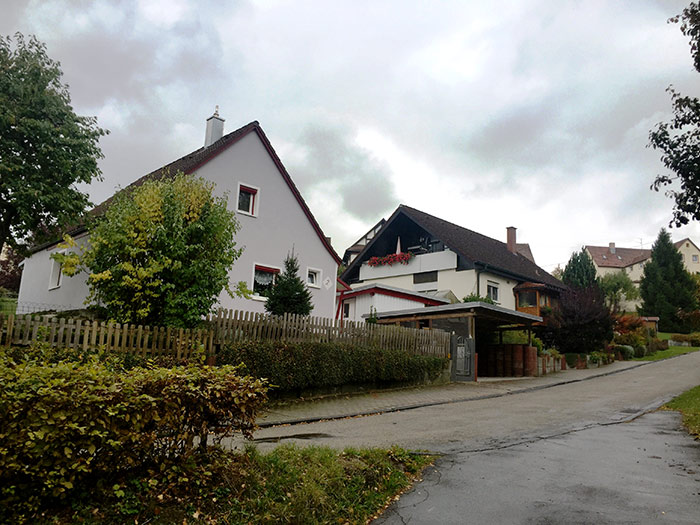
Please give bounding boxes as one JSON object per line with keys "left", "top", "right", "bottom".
{"left": 561, "top": 249, "right": 598, "bottom": 289}
{"left": 264, "top": 252, "right": 313, "bottom": 316}
{"left": 638, "top": 229, "right": 697, "bottom": 332}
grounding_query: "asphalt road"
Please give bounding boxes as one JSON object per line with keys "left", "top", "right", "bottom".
{"left": 241, "top": 352, "right": 700, "bottom": 524}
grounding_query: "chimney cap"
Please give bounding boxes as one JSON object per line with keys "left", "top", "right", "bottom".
{"left": 207, "top": 105, "right": 225, "bottom": 122}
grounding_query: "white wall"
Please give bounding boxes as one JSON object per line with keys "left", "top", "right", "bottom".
{"left": 341, "top": 292, "right": 435, "bottom": 322}
{"left": 18, "top": 130, "right": 338, "bottom": 318}
{"left": 359, "top": 250, "right": 456, "bottom": 280}
{"left": 18, "top": 234, "right": 91, "bottom": 311}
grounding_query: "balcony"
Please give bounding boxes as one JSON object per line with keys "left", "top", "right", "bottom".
{"left": 359, "top": 250, "right": 457, "bottom": 281}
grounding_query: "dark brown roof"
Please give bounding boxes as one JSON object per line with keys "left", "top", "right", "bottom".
{"left": 515, "top": 243, "right": 535, "bottom": 263}
{"left": 342, "top": 205, "right": 564, "bottom": 290}
{"left": 32, "top": 121, "right": 341, "bottom": 264}
{"left": 585, "top": 245, "right": 651, "bottom": 268}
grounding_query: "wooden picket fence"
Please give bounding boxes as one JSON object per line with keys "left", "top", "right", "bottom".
{"left": 0, "top": 309, "right": 451, "bottom": 359}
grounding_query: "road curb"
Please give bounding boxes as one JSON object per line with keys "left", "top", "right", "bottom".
{"left": 258, "top": 360, "right": 661, "bottom": 428}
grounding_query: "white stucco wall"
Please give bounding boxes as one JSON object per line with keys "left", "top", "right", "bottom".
{"left": 18, "top": 234, "right": 91, "bottom": 311}
{"left": 341, "top": 292, "right": 435, "bottom": 322}
{"left": 677, "top": 240, "right": 700, "bottom": 275}
{"left": 17, "top": 130, "right": 338, "bottom": 318}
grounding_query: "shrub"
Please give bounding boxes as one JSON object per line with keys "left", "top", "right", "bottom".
{"left": 646, "top": 338, "right": 670, "bottom": 354}
{"left": 564, "top": 353, "right": 583, "bottom": 368}
{"left": 218, "top": 340, "right": 448, "bottom": 394}
{"left": 611, "top": 344, "right": 635, "bottom": 360}
{"left": 589, "top": 351, "right": 607, "bottom": 364}
{"left": 670, "top": 333, "right": 700, "bottom": 346}
{"left": 0, "top": 352, "right": 267, "bottom": 519}
{"left": 633, "top": 345, "right": 647, "bottom": 358}
{"left": 613, "top": 328, "right": 648, "bottom": 348}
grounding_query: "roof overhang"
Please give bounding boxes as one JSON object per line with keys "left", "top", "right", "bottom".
{"left": 339, "top": 283, "right": 449, "bottom": 306}
{"left": 368, "top": 301, "right": 542, "bottom": 325}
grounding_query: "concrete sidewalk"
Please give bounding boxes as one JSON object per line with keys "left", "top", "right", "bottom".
{"left": 258, "top": 360, "right": 646, "bottom": 427}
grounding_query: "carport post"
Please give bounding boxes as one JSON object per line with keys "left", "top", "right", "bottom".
{"left": 528, "top": 324, "right": 532, "bottom": 346}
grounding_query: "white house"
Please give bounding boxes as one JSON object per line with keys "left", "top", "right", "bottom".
{"left": 18, "top": 112, "right": 341, "bottom": 317}
{"left": 340, "top": 205, "right": 564, "bottom": 318}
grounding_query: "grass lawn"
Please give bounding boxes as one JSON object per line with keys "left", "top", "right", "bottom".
{"left": 632, "top": 345, "right": 700, "bottom": 361}
{"left": 656, "top": 332, "right": 672, "bottom": 341}
{"left": 665, "top": 385, "right": 700, "bottom": 438}
{"left": 0, "top": 296, "right": 16, "bottom": 315}
{"left": 40, "top": 445, "right": 434, "bottom": 524}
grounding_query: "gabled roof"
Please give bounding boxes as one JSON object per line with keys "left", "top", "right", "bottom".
{"left": 33, "top": 121, "right": 341, "bottom": 264}
{"left": 585, "top": 245, "right": 651, "bottom": 268}
{"left": 339, "top": 283, "right": 449, "bottom": 306}
{"left": 342, "top": 204, "right": 564, "bottom": 290}
{"left": 674, "top": 238, "right": 700, "bottom": 252}
{"left": 515, "top": 243, "right": 535, "bottom": 263}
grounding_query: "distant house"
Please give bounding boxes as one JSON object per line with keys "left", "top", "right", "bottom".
{"left": 585, "top": 239, "right": 700, "bottom": 311}
{"left": 340, "top": 205, "right": 564, "bottom": 318}
{"left": 336, "top": 283, "right": 451, "bottom": 322}
{"left": 18, "top": 112, "right": 340, "bottom": 317}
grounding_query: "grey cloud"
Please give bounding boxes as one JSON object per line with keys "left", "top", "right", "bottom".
{"left": 289, "top": 124, "right": 398, "bottom": 221}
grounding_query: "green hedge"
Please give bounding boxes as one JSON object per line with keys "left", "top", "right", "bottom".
{"left": 218, "top": 340, "right": 449, "bottom": 394}
{"left": 0, "top": 351, "right": 268, "bottom": 520}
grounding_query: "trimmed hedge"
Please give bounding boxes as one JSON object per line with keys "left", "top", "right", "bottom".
{"left": 610, "top": 344, "right": 635, "bottom": 360}
{"left": 669, "top": 333, "right": 700, "bottom": 346}
{"left": 0, "top": 351, "right": 268, "bottom": 520}
{"left": 218, "top": 340, "right": 449, "bottom": 394}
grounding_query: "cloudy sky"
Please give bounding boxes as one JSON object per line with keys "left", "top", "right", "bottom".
{"left": 3, "top": 0, "right": 699, "bottom": 270}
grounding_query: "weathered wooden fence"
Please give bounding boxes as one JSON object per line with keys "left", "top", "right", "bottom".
{"left": 0, "top": 309, "right": 451, "bottom": 359}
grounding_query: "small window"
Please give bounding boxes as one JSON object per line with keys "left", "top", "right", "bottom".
{"left": 693, "top": 255, "right": 698, "bottom": 263}
{"left": 237, "top": 184, "right": 258, "bottom": 215}
{"left": 343, "top": 303, "right": 350, "bottom": 319}
{"left": 518, "top": 291, "right": 537, "bottom": 308}
{"left": 307, "top": 268, "right": 321, "bottom": 288}
{"left": 413, "top": 271, "right": 438, "bottom": 284}
{"left": 253, "top": 265, "right": 279, "bottom": 297}
{"left": 487, "top": 282, "right": 499, "bottom": 302}
{"left": 49, "top": 258, "right": 62, "bottom": 289}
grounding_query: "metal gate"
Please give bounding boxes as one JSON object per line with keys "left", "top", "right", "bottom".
{"left": 451, "top": 335, "right": 475, "bottom": 381}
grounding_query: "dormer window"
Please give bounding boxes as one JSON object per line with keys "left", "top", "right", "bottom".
{"left": 237, "top": 184, "right": 258, "bottom": 216}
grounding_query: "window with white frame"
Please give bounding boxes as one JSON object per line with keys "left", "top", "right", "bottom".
{"left": 487, "top": 281, "right": 499, "bottom": 303}
{"left": 49, "top": 257, "right": 63, "bottom": 289}
{"left": 237, "top": 184, "right": 258, "bottom": 215}
{"left": 253, "top": 265, "right": 279, "bottom": 297}
{"left": 693, "top": 254, "right": 698, "bottom": 263}
{"left": 307, "top": 268, "right": 321, "bottom": 288}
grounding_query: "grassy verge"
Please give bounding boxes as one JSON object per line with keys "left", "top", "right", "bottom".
{"left": 632, "top": 345, "right": 700, "bottom": 361}
{"left": 665, "top": 385, "right": 700, "bottom": 438}
{"left": 0, "top": 296, "right": 16, "bottom": 315}
{"left": 44, "top": 445, "right": 433, "bottom": 524}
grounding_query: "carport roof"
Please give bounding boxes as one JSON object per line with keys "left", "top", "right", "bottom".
{"left": 370, "top": 301, "right": 542, "bottom": 325}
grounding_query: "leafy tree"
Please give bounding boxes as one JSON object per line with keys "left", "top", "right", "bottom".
{"left": 264, "top": 252, "right": 313, "bottom": 316}
{"left": 55, "top": 174, "right": 243, "bottom": 327}
{"left": 0, "top": 246, "right": 22, "bottom": 293}
{"left": 561, "top": 249, "right": 598, "bottom": 289}
{"left": 649, "top": 3, "right": 700, "bottom": 226}
{"left": 599, "top": 271, "right": 640, "bottom": 314}
{"left": 638, "top": 229, "right": 697, "bottom": 332}
{"left": 0, "top": 33, "right": 107, "bottom": 252}
{"left": 537, "top": 286, "right": 613, "bottom": 354}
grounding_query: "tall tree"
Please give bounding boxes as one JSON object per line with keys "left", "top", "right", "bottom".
{"left": 0, "top": 246, "right": 22, "bottom": 293}
{"left": 649, "top": 3, "right": 700, "bottom": 226}
{"left": 561, "top": 249, "right": 598, "bottom": 289}
{"left": 638, "top": 229, "right": 697, "bottom": 332}
{"left": 0, "top": 33, "right": 107, "bottom": 252}
{"left": 264, "top": 252, "right": 313, "bottom": 316}
{"left": 55, "top": 174, "right": 243, "bottom": 328}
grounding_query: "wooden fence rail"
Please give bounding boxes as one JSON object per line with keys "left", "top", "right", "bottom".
{"left": 0, "top": 309, "right": 451, "bottom": 359}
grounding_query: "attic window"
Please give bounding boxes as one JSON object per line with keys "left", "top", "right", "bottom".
{"left": 237, "top": 184, "right": 258, "bottom": 216}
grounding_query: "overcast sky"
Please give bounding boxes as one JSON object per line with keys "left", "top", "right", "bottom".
{"left": 3, "top": 0, "right": 699, "bottom": 270}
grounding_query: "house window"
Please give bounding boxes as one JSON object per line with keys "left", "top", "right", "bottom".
{"left": 693, "top": 255, "right": 698, "bottom": 263}
{"left": 253, "top": 265, "right": 279, "bottom": 297}
{"left": 307, "top": 268, "right": 321, "bottom": 288}
{"left": 237, "top": 184, "right": 258, "bottom": 215}
{"left": 487, "top": 281, "right": 499, "bottom": 302}
{"left": 49, "top": 258, "right": 62, "bottom": 290}
{"left": 518, "top": 291, "right": 537, "bottom": 308}
{"left": 413, "top": 271, "right": 438, "bottom": 284}
{"left": 343, "top": 302, "right": 350, "bottom": 319}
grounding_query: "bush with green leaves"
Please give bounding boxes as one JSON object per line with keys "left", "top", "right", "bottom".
{"left": 610, "top": 344, "right": 635, "bottom": 360}
{"left": 462, "top": 293, "right": 495, "bottom": 305}
{"left": 218, "top": 340, "right": 448, "bottom": 395}
{"left": 54, "top": 173, "right": 244, "bottom": 328}
{"left": 0, "top": 350, "right": 268, "bottom": 520}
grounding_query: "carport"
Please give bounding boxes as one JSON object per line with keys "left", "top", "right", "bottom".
{"left": 371, "top": 301, "right": 542, "bottom": 381}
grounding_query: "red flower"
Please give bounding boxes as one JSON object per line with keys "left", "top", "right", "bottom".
{"left": 367, "top": 252, "right": 414, "bottom": 267}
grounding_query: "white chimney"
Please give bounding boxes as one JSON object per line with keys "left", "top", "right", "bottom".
{"left": 609, "top": 242, "right": 616, "bottom": 254}
{"left": 507, "top": 226, "right": 516, "bottom": 253}
{"left": 204, "top": 106, "right": 225, "bottom": 147}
